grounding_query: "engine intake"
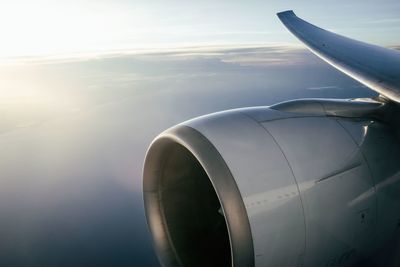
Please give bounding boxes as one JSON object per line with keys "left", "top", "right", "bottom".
{"left": 143, "top": 126, "right": 254, "bottom": 267}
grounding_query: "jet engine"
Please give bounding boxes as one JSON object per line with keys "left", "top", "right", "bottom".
{"left": 143, "top": 98, "right": 400, "bottom": 267}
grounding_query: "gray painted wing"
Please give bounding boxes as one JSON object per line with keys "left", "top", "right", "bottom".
{"left": 278, "top": 10, "right": 400, "bottom": 103}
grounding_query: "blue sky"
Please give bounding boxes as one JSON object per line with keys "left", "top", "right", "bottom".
{"left": 0, "top": 0, "right": 399, "bottom": 60}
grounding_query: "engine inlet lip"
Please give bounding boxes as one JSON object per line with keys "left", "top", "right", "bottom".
{"left": 143, "top": 124, "right": 254, "bottom": 267}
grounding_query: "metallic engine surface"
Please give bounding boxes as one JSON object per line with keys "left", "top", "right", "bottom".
{"left": 143, "top": 100, "right": 400, "bottom": 267}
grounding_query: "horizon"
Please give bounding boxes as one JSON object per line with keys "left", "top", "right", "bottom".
{"left": 0, "top": 1, "right": 399, "bottom": 63}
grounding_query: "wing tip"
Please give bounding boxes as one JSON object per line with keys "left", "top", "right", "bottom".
{"left": 276, "top": 10, "right": 296, "bottom": 21}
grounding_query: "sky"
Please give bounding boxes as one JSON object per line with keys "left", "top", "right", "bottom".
{"left": 0, "top": 0, "right": 399, "bottom": 61}
{"left": 0, "top": 1, "right": 398, "bottom": 266}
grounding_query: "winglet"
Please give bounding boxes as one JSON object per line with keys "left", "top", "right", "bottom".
{"left": 276, "top": 10, "right": 400, "bottom": 103}
{"left": 277, "top": 10, "right": 299, "bottom": 37}
{"left": 276, "top": 10, "right": 295, "bottom": 20}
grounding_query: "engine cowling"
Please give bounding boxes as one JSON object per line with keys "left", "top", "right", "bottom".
{"left": 143, "top": 99, "right": 400, "bottom": 267}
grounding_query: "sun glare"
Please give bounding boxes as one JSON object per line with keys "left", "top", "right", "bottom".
{"left": 0, "top": 1, "right": 149, "bottom": 60}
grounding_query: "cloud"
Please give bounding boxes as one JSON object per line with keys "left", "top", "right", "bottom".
{"left": 6, "top": 41, "right": 398, "bottom": 67}
{"left": 0, "top": 41, "right": 379, "bottom": 266}
{"left": 307, "top": 85, "right": 342, "bottom": 90}
{"left": 363, "top": 18, "right": 400, "bottom": 25}
{"left": 1, "top": 43, "right": 310, "bottom": 66}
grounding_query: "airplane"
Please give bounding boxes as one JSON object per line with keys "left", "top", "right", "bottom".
{"left": 142, "top": 10, "right": 400, "bottom": 267}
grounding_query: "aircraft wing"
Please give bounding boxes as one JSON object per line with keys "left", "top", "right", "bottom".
{"left": 278, "top": 10, "right": 400, "bottom": 103}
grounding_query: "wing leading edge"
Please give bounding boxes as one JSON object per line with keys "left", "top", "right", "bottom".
{"left": 278, "top": 10, "right": 400, "bottom": 103}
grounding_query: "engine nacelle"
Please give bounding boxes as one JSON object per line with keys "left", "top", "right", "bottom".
{"left": 143, "top": 99, "right": 400, "bottom": 267}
